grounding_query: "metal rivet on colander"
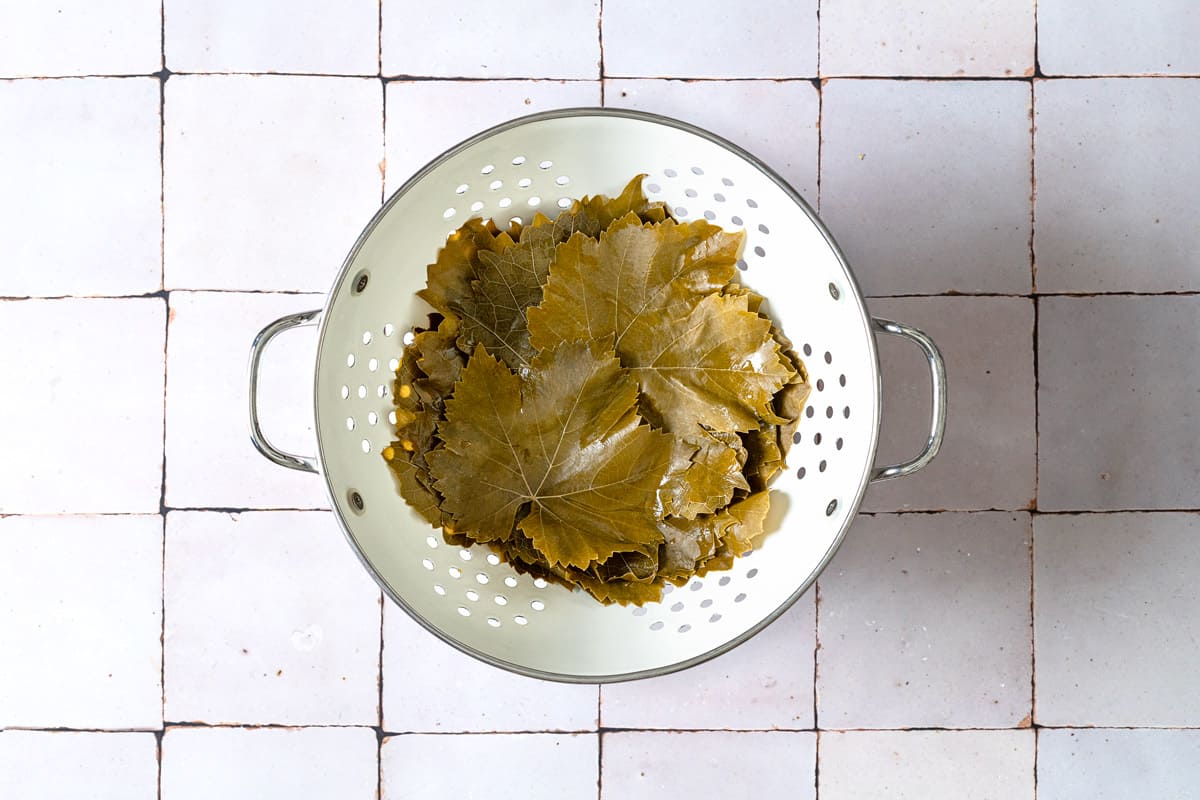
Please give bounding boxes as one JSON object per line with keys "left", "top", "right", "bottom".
{"left": 348, "top": 490, "right": 364, "bottom": 513}
{"left": 352, "top": 270, "right": 369, "bottom": 294}
{"left": 828, "top": 282, "right": 841, "bottom": 300}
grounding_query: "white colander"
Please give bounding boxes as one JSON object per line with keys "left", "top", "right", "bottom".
{"left": 248, "top": 108, "right": 946, "bottom": 683}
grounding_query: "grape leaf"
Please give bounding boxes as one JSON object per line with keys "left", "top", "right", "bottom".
{"left": 451, "top": 226, "right": 556, "bottom": 370}
{"left": 660, "top": 430, "right": 751, "bottom": 519}
{"left": 428, "top": 341, "right": 674, "bottom": 569}
{"left": 528, "top": 217, "right": 793, "bottom": 434}
{"left": 417, "top": 219, "right": 515, "bottom": 320}
{"left": 384, "top": 317, "right": 463, "bottom": 526}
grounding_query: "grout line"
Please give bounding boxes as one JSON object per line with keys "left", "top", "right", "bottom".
{"left": 5, "top": 507, "right": 1199, "bottom": 522}
{"left": 376, "top": 726, "right": 384, "bottom": 800}
{"left": 380, "top": 75, "right": 388, "bottom": 205}
{"left": 5, "top": 72, "right": 1200, "bottom": 82}
{"left": 814, "top": 729, "right": 822, "bottom": 799}
{"left": 8, "top": 722, "right": 1200, "bottom": 734}
{"left": 5, "top": 289, "right": 1200, "bottom": 303}
{"left": 1033, "top": 725, "right": 1040, "bottom": 799}
{"left": 376, "top": 0, "right": 383, "bottom": 78}
{"left": 1033, "top": 0, "right": 1042, "bottom": 78}
{"left": 596, "top": 729, "right": 603, "bottom": 800}
{"left": 597, "top": 0, "right": 605, "bottom": 105}
{"left": 155, "top": 729, "right": 164, "bottom": 800}
{"left": 157, "top": 0, "right": 170, "bottom": 762}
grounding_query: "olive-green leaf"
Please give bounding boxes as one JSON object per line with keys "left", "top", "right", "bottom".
{"left": 428, "top": 342, "right": 674, "bottom": 569}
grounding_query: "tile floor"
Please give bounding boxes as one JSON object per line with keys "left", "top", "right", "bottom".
{"left": 1, "top": 1, "right": 1198, "bottom": 797}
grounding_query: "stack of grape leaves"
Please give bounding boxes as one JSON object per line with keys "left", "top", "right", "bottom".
{"left": 384, "top": 176, "right": 810, "bottom": 605}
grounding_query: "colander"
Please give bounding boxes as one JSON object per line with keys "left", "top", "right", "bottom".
{"left": 247, "top": 108, "right": 946, "bottom": 683}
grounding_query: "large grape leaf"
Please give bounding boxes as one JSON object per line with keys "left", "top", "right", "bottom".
{"left": 428, "top": 341, "right": 674, "bottom": 569}
{"left": 527, "top": 217, "right": 792, "bottom": 434}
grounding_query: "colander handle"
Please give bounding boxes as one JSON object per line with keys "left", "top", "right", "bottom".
{"left": 869, "top": 317, "right": 947, "bottom": 483}
{"left": 248, "top": 309, "right": 323, "bottom": 474}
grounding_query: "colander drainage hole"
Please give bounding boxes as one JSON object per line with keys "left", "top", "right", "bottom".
{"left": 753, "top": 246, "right": 766, "bottom": 257}
{"left": 465, "top": 590, "right": 479, "bottom": 602}
{"left": 504, "top": 576, "right": 518, "bottom": 588}
{"left": 700, "top": 598, "right": 713, "bottom": 608}
{"left": 489, "top": 179, "right": 503, "bottom": 191}
{"left": 481, "top": 164, "right": 494, "bottom": 175}
{"left": 512, "top": 155, "right": 526, "bottom": 165}
{"left": 494, "top": 595, "right": 508, "bottom": 606}
{"left": 531, "top": 600, "right": 545, "bottom": 612}
{"left": 457, "top": 606, "right": 470, "bottom": 617}
{"left": 709, "top": 614, "right": 722, "bottom": 623}
{"left": 734, "top": 593, "right": 747, "bottom": 603}
{"left": 459, "top": 549, "right": 472, "bottom": 561}
{"left": 689, "top": 581, "right": 702, "bottom": 591}
{"left": 664, "top": 168, "right": 677, "bottom": 177}
{"left": 747, "top": 198, "right": 758, "bottom": 208}
{"left": 360, "top": 439, "right": 370, "bottom": 453}
{"left": 746, "top": 568, "right": 759, "bottom": 579}
{"left": 557, "top": 197, "right": 571, "bottom": 208}
{"left": 433, "top": 584, "right": 446, "bottom": 596}
{"left": 836, "top": 437, "right": 844, "bottom": 450}
{"left": 646, "top": 183, "right": 661, "bottom": 193}
{"left": 674, "top": 206, "right": 688, "bottom": 217}
{"left": 442, "top": 208, "right": 456, "bottom": 220}
{"left": 703, "top": 210, "right": 716, "bottom": 220}
{"left": 538, "top": 160, "right": 553, "bottom": 169}
{"left": 513, "top": 615, "right": 528, "bottom": 625}
{"left": 533, "top": 578, "right": 548, "bottom": 589}
{"left": 518, "top": 177, "right": 532, "bottom": 189}
{"left": 632, "top": 607, "right": 647, "bottom": 617}
{"left": 357, "top": 385, "right": 366, "bottom": 399}
{"left": 345, "top": 417, "right": 355, "bottom": 431}
{"left": 455, "top": 184, "right": 468, "bottom": 195}
{"left": 691, "top": 166, "right": 704, "bottom": 175}
{"left": 718, "top": 576, "right": 731, "bottom": 587}
{"left": 678, "top": 624, "right": 691, "bottom": 633}
{"left": 670, "top": 602, "right": 684, "bottom": 612}
{"left": 721, "top": 177, "right": 734, "bottom": 186}
{"left": 816, "top": 379, "right": 825, "bottom": 392}
{"left": 475, "top": 573, "right": 489, "bottom": 584}
{"left": 826, "top": 499, "right": 839, "bottom": 516}
{"left": 448, "top": 566, "right": 462, "bottom": 579}
{"left": 425, "top": 536, "right": 438, "bottom": 549}
{"left": 649, "top": 621, "right": 664, "bottom": 631}
{"left": 555, "top": 175, "right": 569, "bottom": 186}
{"left": 340, "top": 385, "right": 349, "bottom": 399}
{"left": 685, "top": 188, "right": 698, "bottom": 198}
{"left": 346, "top": 353, "right": 355, "bottom": 367}
{"left": 814, "top": 432, "right": 822, "bottom": 445}
{"left": 421, "top": 558, "right": 433, "bottom": 570}
{"left": 797, "top": 467, "right": 806, "bottom": 479}
{"left": 487, "top": 617, "right": 501, "bottom": 628}
{"left": 736, "top": 259, "right": 748, "bottom": 271}
{"left": 758, "top": 223, "right": 770, "bottom": 234}
{"left": 731, "top": 215, "right": 743, "bottom": 226}
{"left": 803, "top": 343, "right": 812, "bottom": 356}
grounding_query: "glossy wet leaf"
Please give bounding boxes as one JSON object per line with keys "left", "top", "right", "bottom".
{"left": 428, "top": 342, "right": 673, "bottom": 569}
{"left": 528, "top": 218, "right": 792, "bottom": 433}
{"left": 660, "top": 431, "right": 751, "bottom": 519}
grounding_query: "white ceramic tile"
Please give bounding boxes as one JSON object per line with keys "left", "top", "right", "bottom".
{"left": 818, "top": 513, "right": 1032, "bottom": 728}
{"left": 820, "top": 0, "right": 1035, "bottom": 76}
{"left": 602, "top": 0, "right": 817, "bottom": 78}
{"left": 0, "top": 516, "right": 162, "bottom": 729}
{"left": 601, "top": 593, "right": 813, "bottom": 730}
{"left": 0, "top": 79, "right": 160, "bottom": 297}
{"left": 603, "top": 731, "right": 815, "bottom": 799}
{"left": 165, "top": 0, "right": 378, "bottom": 75}
{"left": 381, "top": 733, "right": 597, "bottom": 800}
{"left": 820, "top": 79, "right": 1033, "bottom": 295}
{"left": 1038, "top": 728, "right": 1200, "bottom": 800}
{"left": 165, "top": 291, "right": 327, "bottom": 509}
{"left": 0, "top": 0, "right": 160, "bottom": 77}
{"left": 863, "top": 297, "right": 1036, "bottom": 512}
{"left": 1035, "top": 513, "right": 1200, "bottom": 726}
{"left": 382, "top": 0, "right": 599, "bottom": 79}
{"left": 164, "top": 75, "right": 382, "bottom": 291}
{"left": 1039, "top": 0, "right": 1200, "bottom": 76}
{"left": 384, "top": 80, "right": 599, "bottom": 193}
{"left": 0, "top": 731, "right": 158, "bottom": 800}
{"left": 382, "top": 604, "right": 597, "bottom": 732}
{"left": 1034, "top": 79, "right": 1200, "bottom": 293}
{"left": 603, "top": 79, "right": 819, "bottom": 203}
{"left": 162, "top": 726, "right": 377, "bottom": 800}
{"left": 164, "top": 511, "right": 380, "bottom": 725}
{"left": 0, "top": 298, "right": 165, "bottom": 513}
{"left": 820, "top": 730, "right": 1034, "bottom": 799}
{"left": 1038, "top": 296, "right": 1199, "bottom": 511}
